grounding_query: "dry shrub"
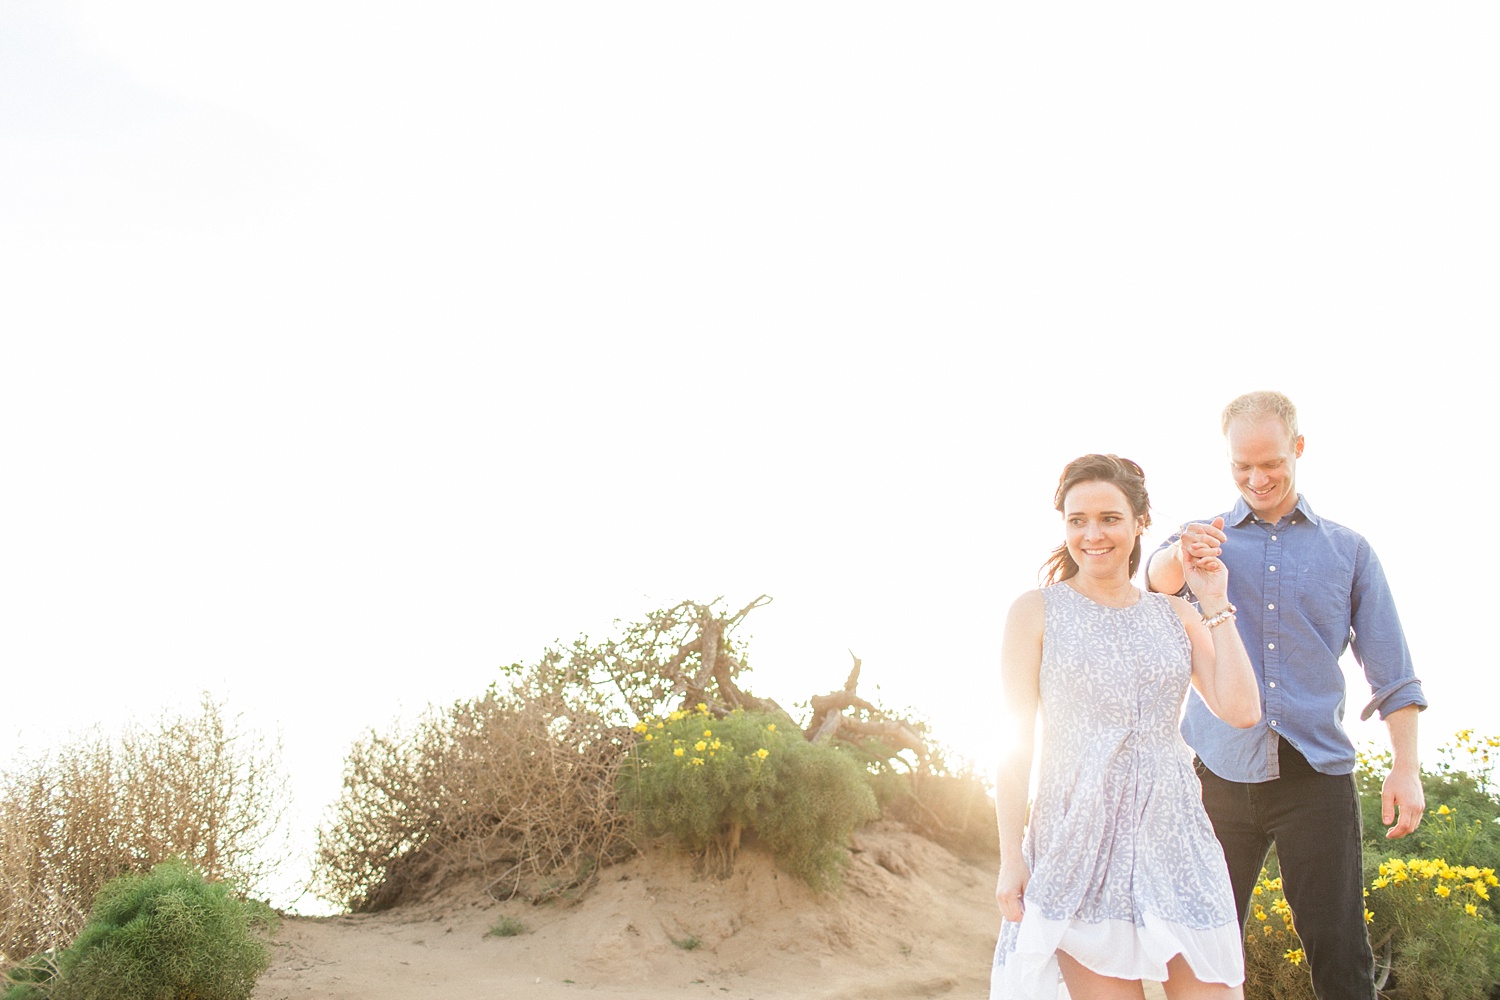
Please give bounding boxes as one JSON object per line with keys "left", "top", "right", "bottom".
{"left": 880, "top": 766, "right": 999, "bottom": 863}
{"left": 313, "top": 652, "right": 635, "bottom": 912}
{"left": 0, "top": 697, "right": 287, "bottom": 971}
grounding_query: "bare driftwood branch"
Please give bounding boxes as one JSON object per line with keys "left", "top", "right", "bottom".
{"left": 843, "top": 650, "right": 862, "bottom": 692}
{"left": 804, "top": 648, "right": 928, "bottom": 767}
{"left": 726, "top": 594, "right": 773, "bottom": 627}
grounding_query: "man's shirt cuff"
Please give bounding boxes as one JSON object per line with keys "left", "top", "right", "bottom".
{"left": 1360, "top": 677, "right": 1428, "bottom": 722}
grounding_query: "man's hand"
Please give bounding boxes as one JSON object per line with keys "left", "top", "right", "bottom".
{"left": 1382, "top": 765, "right": 1425, "bottom": 839}
{"left": 1178, "top": 519, "right": 1226, "bottom": 569}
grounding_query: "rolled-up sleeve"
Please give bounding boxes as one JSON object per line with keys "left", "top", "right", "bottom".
{"left": 1350, "top": 539, "right": 1426, "bottom": 721}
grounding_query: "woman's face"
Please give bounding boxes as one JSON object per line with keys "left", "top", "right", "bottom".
{"left": 1062, "top": 479, "right": 1143, "bottom": 579}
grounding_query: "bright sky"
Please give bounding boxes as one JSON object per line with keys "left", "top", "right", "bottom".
{"left": 3, "top": 3, "right": 1496, "bottom": 912}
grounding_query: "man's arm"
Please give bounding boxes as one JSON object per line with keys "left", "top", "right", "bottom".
{"left": 1382, "top": 705, "right": 1423, "bottom": 838}
{"left": 1346, "top": 538, "right": 1426, "bottom": 837}
{"left": 1146, "top": 541, "right": 1185, "bottom": 595}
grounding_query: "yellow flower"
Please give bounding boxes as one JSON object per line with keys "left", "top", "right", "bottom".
{"left": 673, "top": 747, "right": 685, "bottom": 757}
{"left": 703, "top": 730, "right": 713, "bottom": 738}
{"left": 1284, "top": 948, "right": 1305, "bottom": 966}
{"left": 1253, "top": 907, "right": 1268, "bottom": 922}
{"left": 1467, "top": 903, "right": 1479, "bottom": 916}
{"left": 1372, "top": 876, "right": 1389, "bottom": 889}
{"left": 766, "top": 723, "right": 776, "bottom": 732}
{"left": 669, "top": 710, "right": 686, "bottom": 721}
{"left": 695, "top": 702, "right": 708, "bottom": 713}
{"left": 711, "top": 740, "right": 722, "bottom": 750}
{"left": 644, "top": 733, "right": 653, "bottom": 741}
{"left": 1252, "top": 886, "right": 1263, "bottom": 896}
{"left": 695, "top": 741, "right": 708, "bottom": 752}
{"left": 1365, "top": 909, "right": 1374, "bottom": 924}
{"left": 756, "top": 748, "right": 769, "bottom": 759}
{"left": 1436, "top": 885, "right": 1451, "bottom": 898}
{"left": 690, "top": 757, "right": 705, "bottom": 766}
{"left": 633, "top": 722, "right": 648, "bottom": 734}
{"left": 1437, "top": 804, "right": 1452, "bottom": 816}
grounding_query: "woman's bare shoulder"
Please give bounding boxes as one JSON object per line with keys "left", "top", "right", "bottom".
{"left": 1162, "top": 593, "right": 1199, "bottom": 625}
{"left": 1006, "top": 587, "right": 1047, "bottom": 624}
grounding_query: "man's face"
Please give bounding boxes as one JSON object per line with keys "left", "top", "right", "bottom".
{"left": 1226, "top": 414, "right": 1304, "bottom": 524}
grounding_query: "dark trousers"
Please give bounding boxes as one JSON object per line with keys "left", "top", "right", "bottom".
{"left": 1195, "top": 740, "right": 1375, "bottom": 1000}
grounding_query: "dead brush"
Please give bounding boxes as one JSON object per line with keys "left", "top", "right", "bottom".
{"left": 0, "top": 696, "right": 287, "bottom": 973}
{"left": 313, "top": 651, "right": 635, "bottom": 912}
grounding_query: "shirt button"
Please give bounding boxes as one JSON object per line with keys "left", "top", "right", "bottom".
{"left": 1270, "top": 720, "right": 1278, "bottom": 727}
{"left": 1269, "top": 681, "right": 1277, "bottom": 688}
{"left": 1268, "top": 643, "right": 1275, "bottom": 650}
{"left": 1269, "top": 565, "right": 1277, "bottom": 572}
{"left": 1267, "top": 603, "right": 1275, "bottom": 610}
{"left": 1271, "top": 535, "right": 1278, "bottom": 541}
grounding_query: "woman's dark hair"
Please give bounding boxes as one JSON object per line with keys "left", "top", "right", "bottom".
{"left": 1039, "top": 453, "right": 1152, "bottom": 585}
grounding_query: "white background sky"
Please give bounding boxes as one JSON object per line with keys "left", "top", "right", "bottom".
{"left": 3, "top": 3, "right": 1496, "bottom": 912}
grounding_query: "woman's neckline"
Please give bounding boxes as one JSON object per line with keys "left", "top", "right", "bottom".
{"left": 1061, "top": 579, "right": 1143, "bottom": 610}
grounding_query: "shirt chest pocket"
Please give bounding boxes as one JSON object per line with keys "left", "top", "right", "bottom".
{"left": 1295, "top": 564, "right": 1353, "bottom": 625}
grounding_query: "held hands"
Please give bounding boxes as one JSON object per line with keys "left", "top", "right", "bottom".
{"left": 996, "top": 859, "right": 1030, "bottom": 923}
{"left": 1178, "top": 518, "right": 1230, "bottom": 610}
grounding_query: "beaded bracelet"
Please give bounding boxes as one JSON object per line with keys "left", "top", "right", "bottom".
{"left": 1202, "top": 604, "right": 1237, "bottom": 630}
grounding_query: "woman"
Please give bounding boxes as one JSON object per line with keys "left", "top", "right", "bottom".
{"left": 991, "top": 455, "right": 1260, "bottom": 1000}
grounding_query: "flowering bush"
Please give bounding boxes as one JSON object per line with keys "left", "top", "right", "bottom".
{"left": 1358, "top": 729, "right": 1500, "bottom": 890}
{"left": 1364, "top": 852, "right": 1500, "bottom": 999}
{"left": 1246, "top": 730, "right": 1500, "bottom": 999}
{"left": 1241, "top": 867, "right": 1316, "bottom": 1000}
{"left": 617, "top": 706, "right": 876, "bottom": 889}
{"left": 1244, "top": 853, "right": 1500, "bottom": 1000}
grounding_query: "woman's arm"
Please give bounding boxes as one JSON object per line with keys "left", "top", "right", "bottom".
{"left": 1174, "top": 518, "right": 1260, "bottom": 728}
{"left": 995, "top": 589, "right": 1044, "bottom": 922}
{"left": 1177, "top": 597, "right": 1261, "bottom": 729}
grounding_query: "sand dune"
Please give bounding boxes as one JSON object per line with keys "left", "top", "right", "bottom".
{"left": 253, "top": 822, "right": 1000, "bottom": 999}
{"left": 252, "top": 823, "right": 1169, "bottom": 999}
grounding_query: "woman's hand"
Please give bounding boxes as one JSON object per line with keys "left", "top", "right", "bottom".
{"left": 1181, "top": 516, "right": 1231, "bottom": 611}
{"left": 996, "top": 858, "right": 1030, "bottom": 923}
{"left": 1177, "top": 518, "right": 1226, "bottom": 567}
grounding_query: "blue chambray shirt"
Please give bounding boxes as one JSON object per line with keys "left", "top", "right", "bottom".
{"left": 1155, "top": 494, "right": 1425, "bottom": 782}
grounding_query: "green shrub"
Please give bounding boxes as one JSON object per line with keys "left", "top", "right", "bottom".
{"left": 1241, "top": 864, "right": 1315, "bottom": 1000}
{"left": 2, "top": 859, "right": 275, "bottom": 1000}
{"left": 617, "top": 706, "right": 877, "bottom": 889}
{"left": 1244, "top": 730, "right": 1500, "bottom": 999}
{"left": 1357, "top": 730, "right": 1500, "bottom": 903}
{"left": 486, "top": 916, "right": 526, "bottom": 938}
{"left": 1364, "top": 854, "right": 1500, "bottom": 999}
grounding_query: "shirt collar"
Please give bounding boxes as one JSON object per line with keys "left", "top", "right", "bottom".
{"left": 1228, "top": 494, "right": 1319, "bottom": 528}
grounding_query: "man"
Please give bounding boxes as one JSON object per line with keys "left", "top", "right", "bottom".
{"left": 1146, "top": 390, "right": 1425, "bottom": 1000}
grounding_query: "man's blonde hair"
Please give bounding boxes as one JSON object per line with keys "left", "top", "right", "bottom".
{"left": 1222, "top": 390, "right": 1299, "bottom": 441}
